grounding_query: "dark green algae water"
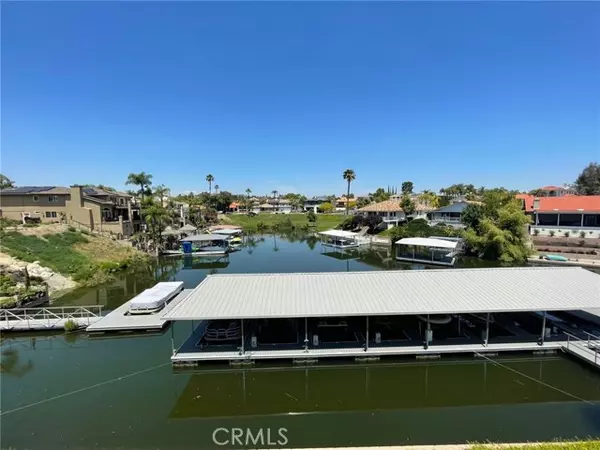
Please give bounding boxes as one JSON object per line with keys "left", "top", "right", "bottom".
{"left": 2, "top": 234, "right": 599, "bottom": 449}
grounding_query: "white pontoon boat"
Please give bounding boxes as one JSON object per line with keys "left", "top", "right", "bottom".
{"left": 129, "top": 281, "right": 184, "bottom": 314}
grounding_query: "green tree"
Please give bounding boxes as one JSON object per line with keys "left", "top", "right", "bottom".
{"left": 144, "top": 201, "right": 169, "bottom": 252}
{"left": 343, "top": 169, "right": 356, "bottom": 215}
{"left": 463, "top": 200, "right": 531, "bottom": 262}
{"left": 575, "top": 162, "right": 600, "bottom": 195}
{"left": 401, "top": 181, "right": 414, "bottom": 195}
{"left": 418, "top": 190, "right": 440, "bottom": 209}
{"left": 153, "top": 184, "right": 170, "bottom": 207}
{"left": 271, "top": 189, "right": 278, "bottom": 198}
{"left": 126, "top": 172, "right": 153, "bottom": 222}
{"left": 400, "top": 195, "right": 416, "bottom": 216}
{"left": 319, "top": 202, "right": 335, "bottom": 213}
{"left": 206, "top": 174, "right": 214, "bottom": 194}
{"left": 356, "top": 197, "right": 371, "bottom": 209}
{"left": 307, "top": 210, "right": 317, "bottom": 224}
{"left": 0, "top": 174, "right": 15, "bottom": 190}
{"left": 214, "top": 184, "right": 220, "bottom": 194}
{"left": 370, "top": 188, "right": 390, "bottom": 203}
{"left": 460, "top": 203, "right": 486, "bottom": 230}
{"left": 126, "top": 172, "right": 153, "bottom": 201}
{"left": 245, "top": 188, "right": 252, "bottom": 211}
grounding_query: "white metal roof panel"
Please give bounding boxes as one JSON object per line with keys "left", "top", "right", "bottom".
{"left": 318, "top": 230, "right": 358, "bottom": 238}
{"left": 161, "top": 267, "right": 600, "bottom": 321}
{"left": 396, "top": 237, "right": 458, "bottom": 249}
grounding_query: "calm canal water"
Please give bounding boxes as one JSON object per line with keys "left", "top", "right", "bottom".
{"left": 2, "top": 233, "right": 600, "bottom": 449}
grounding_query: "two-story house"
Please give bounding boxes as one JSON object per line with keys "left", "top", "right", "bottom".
{"left": 0, "top": 185, "right": 140, "bottom": 237}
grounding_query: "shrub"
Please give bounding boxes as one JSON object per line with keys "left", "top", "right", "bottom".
{"left": 256, "top": 221, "right": 267, "bottom": 232}
{"left": 64, "top": 319, "right": 79, "bottom": 332}
{"left": 549, "top": 230, "right": 555, "bottom": 237}
{"left": 306, "top": 210, "right": 317, "bottom": 223}
{"left": 579, "top": 239, "right": 585, "bottom": 247}
{"left": 68, "top": 226, "right": 77, "bottom": 232}
{"left": 580, "top": 231, "right": 586, "bottom": 239}
{"left": 533, "top": 229, "right": 540, "bottom": 236}
{"left": 564, "top": 231, "right": 570, "bottom": 238}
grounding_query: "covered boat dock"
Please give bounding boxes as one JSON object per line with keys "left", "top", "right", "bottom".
{"left": 161, "top": 267, "right": 600, "bottom": 365}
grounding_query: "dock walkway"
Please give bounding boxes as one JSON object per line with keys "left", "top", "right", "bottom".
{"left": 562, "top": 331, "right": 600, "bottom": 368}
{"left": 172, "top": 340, "right": 564, "bottom": 364}
{"left": 87, "top": 289, "right": 192, "bottom": 333}
{"left": 1, "top": 306, "right": 103, "bottom": 331}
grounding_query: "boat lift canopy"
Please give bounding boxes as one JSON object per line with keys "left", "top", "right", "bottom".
{"left": 395, "top": 237, "right": 458, "bottom": 249}
{"left": 179, "top": 234, "right": 228, "bottom": 242}
{"left": 161, "top": 267, "right": 600, "bottom": 321}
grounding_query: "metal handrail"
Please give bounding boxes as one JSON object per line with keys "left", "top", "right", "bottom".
{"left": 583, "top": 330, "right": 600, "bottom": 340}
{"left": 564, "top": 332, "right": 599, "bottom": 365}
{"left": 0, "top": 306, "right": 103, "bottom": 330}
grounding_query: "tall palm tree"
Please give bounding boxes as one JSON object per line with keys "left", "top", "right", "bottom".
{"left": 245, "top": 188, "right": 252, "bottom": 212}
{"left": 342, "top": 169, "right": 356, "bottom": 215}
{"left": 153, "top": 184, "right": 170, "bottom": 207}
{"left": 271, "top": 190, "right": 278, "bottom": 199}
{"left": 206, "top": 174, "right": 214, "bottom": 194}
{"left": 126, "top": 172, "right": 153, "bottom": 222}
{"left": 214, "top": 184, "right": 220, "bottom": 194}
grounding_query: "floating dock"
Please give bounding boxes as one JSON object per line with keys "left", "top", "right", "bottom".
{"left": 171, "top": 339, "right": 564, "bottom": 365}
{"left": 162, "top": 267, "right": 600, "bottom": 367}
{"left": 86, "top": 289, "right": 193, "bottom": 333}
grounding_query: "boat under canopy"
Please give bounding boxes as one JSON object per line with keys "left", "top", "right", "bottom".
{"left": 319, "top": 230, "right": 368, "bottom": 249}
{"left": 175, "top": 234, "right": 230, "bottom": 256}
{"left": 395, "top": 237, "right": 460, "bottom": 266}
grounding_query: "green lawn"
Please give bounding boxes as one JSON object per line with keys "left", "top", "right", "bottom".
{"left": 470, "top": 442, "right": 600, "bottom": 450}
{"left": 223, "top": 213, "right": 345, "bottom": 232}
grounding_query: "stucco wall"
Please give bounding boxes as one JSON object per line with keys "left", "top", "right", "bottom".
{"left": 0, "top": 194, "right": 69, "bottom": 222}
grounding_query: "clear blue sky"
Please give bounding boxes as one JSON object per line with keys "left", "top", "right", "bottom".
{"left": 2, "top": 2, "right": 599, "bottom": 197}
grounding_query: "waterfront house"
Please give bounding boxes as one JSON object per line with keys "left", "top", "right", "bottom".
{"left": 304, "top": 196, "right": 328, "bottom": 213}
{"left": 266, "top": 198, "right": 293, "bottom": 214}
{"left": 429, "top": 202, "right": 469, "bottom": 227}
{"left": 335, "top": 196, "right": 355, "bottom": 212}
{"left": 358, "top": 199, "right": 405, "bottom": 229}
{"left": 517, "top": 194, "right": 600, "bottom": 238}
{"left": 536, "top": 184, "right": 577, "bottom": 197}
{"left": 0, "top": 185, "right": 140, "bottom": 237}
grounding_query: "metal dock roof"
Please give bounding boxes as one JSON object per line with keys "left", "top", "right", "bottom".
{"left": 161, "top": 267, "right": 600, "bottom": 321}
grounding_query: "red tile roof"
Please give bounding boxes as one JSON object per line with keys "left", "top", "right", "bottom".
{"left": 515, "top": 194, "right": 600, "bottom": 213}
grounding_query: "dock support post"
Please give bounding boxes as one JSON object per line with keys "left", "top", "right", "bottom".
{"left": 484, "top": 313, "right": 490, "bottom": 347}
{"left": 457, "top": 314, "right": 461, "bottom": 337}
{"left": 240, "top": 319, "right": 245, "bottom": 355}
{"left": 304, "top": 317, "right": 308, "bottom": 352}
{"left": 540, "top": 311, "right": 547, "bottom": 345}
{"left": 171, "top": 323, "right": 175, "bottom": 355}
{"left": 365, "top": 316, "right": 369, "bottom": 352}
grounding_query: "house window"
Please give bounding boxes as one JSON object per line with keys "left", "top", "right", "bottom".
{"left": 45, "top": 211, "right": 57, "bottom": 218}
{"left": 102, "top": 208, "right": 112, "bottom": 220}
{"left": 32, "top": 195, "right": 39, "bottom": 202}
{"left": 48, "top": 195, "right": 59, "bottom": 202}
{"left": 119, "top": 198, "right": 125, "bottom": 205}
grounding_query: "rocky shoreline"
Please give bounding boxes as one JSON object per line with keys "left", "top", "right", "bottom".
{"left": 0, "top": 252, "right": 78, "bottom": 308}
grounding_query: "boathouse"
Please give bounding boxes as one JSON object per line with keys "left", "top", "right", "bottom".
{"left": 161, "top": 267, "right": 600, "bottom": 365}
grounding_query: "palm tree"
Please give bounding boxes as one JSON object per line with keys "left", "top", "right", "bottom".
{"left": 206, "top": 174, "right": 214, "bottom": 194}
{"left": 271, "top": 190, "right": 278, "bottom": 199}
{"left": 342, "top": 169, "right": 356, "bottom": 215}
{"left": 126, "top": 172, "right": 153, "bottom": 201}
{"left": 214, "top": 184, "right": 220, "bottom": 194}
{"left": 153, "top": 184, "right": 170, "bottom": 207}
{"left": 126, "top": 172, "right": 153, "bottom": 222}
{"left": 245, "top": 188, "right": 252, "bottom": 212}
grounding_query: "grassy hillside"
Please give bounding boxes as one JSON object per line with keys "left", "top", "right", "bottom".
{"left": 0, "top": 228, "right": 148, "bottom": 286}
{"left": 471, "top": 442, "right": 600, "bottom": 450}
{"left": 223, "top": 213, "right": 345, "bottom": 232}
